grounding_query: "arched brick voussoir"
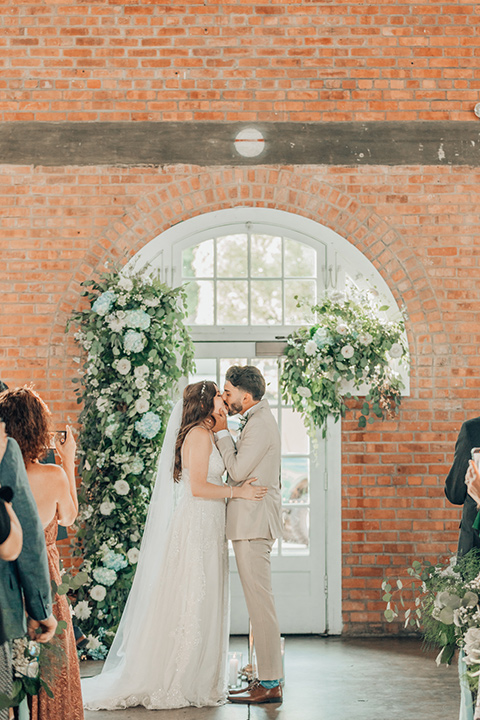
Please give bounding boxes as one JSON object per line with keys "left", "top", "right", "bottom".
{"left": 50, "top": 165, "right": 441, "bottom": 387}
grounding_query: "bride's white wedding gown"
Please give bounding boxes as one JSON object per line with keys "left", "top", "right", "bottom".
{"left": 82, "top": 441, "right": 229, "bottom": 710}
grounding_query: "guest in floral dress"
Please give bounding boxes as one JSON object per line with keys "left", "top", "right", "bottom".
{"left": 0, "top": 387, "right": 83, "bottom": 720}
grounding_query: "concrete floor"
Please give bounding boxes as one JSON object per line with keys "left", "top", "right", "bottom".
{"left": 81, "top": 636, "right": 460, "bottom": 720}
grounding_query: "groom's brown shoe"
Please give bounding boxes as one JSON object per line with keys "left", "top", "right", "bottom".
{"left": 228, "top": 680, "right": 258, "bottom": 695}
{"left": 228, "top": 681, "right": 283, "bottom": 704}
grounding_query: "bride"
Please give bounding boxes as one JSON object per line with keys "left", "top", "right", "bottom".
{"left": 82, "top": 380, "right": 267, "bottom": 710}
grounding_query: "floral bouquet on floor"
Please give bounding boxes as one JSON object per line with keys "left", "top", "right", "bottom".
{"left": 382, "top": 550, "right": 480, "bottom": 709}
{"left": 0, "top": 624, "right": 67, "bottom": 711}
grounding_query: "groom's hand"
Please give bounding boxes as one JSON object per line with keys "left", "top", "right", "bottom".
{"left": 215, "top": 406, "right": 228, "bottom": 432}
{"left": 212, "top": 406, "right": 228, "bottom": 433}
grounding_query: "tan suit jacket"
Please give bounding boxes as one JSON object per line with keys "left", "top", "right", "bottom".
{"left": 216, "top": 399, "right": 282, "bottom": 541}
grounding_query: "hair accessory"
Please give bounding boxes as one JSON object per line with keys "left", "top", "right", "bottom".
{"left": 200, "top": 381, "right": 206, "bottom": 398}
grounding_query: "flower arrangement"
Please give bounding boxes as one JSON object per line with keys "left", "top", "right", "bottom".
{"left": 382, "top": 550, "right": 480, "bottom": 706}
{"left": 280, "top": 289, "right": 408, "bottom": 436}
{"left": 67, "top": 265, "right": 194, "bottom": 658}
{"left": 0, "top": 625, "right": 66, "bottom": 711}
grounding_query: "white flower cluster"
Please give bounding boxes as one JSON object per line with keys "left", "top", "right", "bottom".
{"left": 281, "top": 289, "right": 407, "bottom": 436}
{"left": 71, "top": 266, "right": 194, "bottom": 659}
{"left": 12, "top": 638, "right": 40, "bottom": 679}
{"left": 74, "top": 600, "right": 92, "bottom": 621}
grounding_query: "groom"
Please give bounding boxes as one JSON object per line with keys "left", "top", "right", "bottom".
{"left": 215, "top": 365, "right": 283, "bottom": 704}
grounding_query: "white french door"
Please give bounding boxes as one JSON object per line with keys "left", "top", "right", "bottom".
{"left": 189, "top": 342, "right": 327, "bottom": 634}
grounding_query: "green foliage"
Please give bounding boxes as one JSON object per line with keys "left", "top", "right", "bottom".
{"left": 381, "top": 550, "right": 480, "bottom": 692}
{"left": 280, "top": 290, "right": 408, "bottom": 436}
{"left": 66, "top": 265, "right": 194, "bottom": 657}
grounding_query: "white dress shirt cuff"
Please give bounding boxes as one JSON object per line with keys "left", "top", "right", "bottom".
{"left": 215, "top": 430, "right": 230, "bottom": 441}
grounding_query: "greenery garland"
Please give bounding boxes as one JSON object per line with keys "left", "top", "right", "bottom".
{"left": 280, "top": 290, "right": 408, "bottom": 436}
{"left": 67, "top": 266, "right": 194, "bottom": 658}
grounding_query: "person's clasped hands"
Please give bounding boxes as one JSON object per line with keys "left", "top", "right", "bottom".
{"left": 466, "top": 460, "right": 480, "bottom": 507}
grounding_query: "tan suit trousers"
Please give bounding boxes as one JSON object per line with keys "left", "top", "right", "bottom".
{"left": 232, "top": 539, "right": 283, "bottom": 681}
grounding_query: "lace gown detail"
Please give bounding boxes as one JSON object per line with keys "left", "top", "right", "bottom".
{"left": 29, "top": 513, "right": 84, "bottom": 720}
{"left": 82, "top": 443, "right": 229, "bottom": 710}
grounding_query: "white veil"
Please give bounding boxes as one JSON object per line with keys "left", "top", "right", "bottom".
{"left": 82, "top": 399, "right": 183, "bottom": 706}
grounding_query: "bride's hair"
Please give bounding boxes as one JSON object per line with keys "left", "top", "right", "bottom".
{"left": 173, "top": 380, "right": 218, "bottom": 482}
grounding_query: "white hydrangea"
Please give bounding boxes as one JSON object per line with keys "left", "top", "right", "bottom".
{"left": 129, "top": 458, "right": 144, "bottom": 475}
{"left": 90, "top": 585, "right": 107, "bottom": 602}
{"left": 114, "top": 479, "right": 130, "bottom": 496}
{"left": 127, "top": 548, "right": 140, "bottom": 564}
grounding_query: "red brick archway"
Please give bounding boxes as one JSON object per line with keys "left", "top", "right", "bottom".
{"left": 50, "top": 164, "right": 438, "bottom": 398}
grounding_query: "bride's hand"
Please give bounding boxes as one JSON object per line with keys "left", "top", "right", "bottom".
{"left": 238, "top": 478, "right": 268, "bottom": 502}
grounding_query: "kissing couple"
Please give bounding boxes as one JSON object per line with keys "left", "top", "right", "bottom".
{"left": 82, "top": 365, "right": 284, "bottom": 710}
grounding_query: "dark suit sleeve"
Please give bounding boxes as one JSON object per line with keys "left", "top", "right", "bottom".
{"left": 0, "top": 439, "right": 52, "bottom": 621}
{"left": 445, "top": 422, "right": 471, "bottom": 505}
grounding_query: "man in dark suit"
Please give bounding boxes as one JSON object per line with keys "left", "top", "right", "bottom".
{"left": 445, "top": 417, "right": 480, "bottom": 556}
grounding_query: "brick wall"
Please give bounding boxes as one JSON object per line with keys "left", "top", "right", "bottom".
{"left": 0, "top": 162, "right": 476, "bottom": 632}
{"left": 1, "top": 1, "right": 479, "bottom": 122}
{"left": 1, "top": 0, "right": 479, "bottom": 634}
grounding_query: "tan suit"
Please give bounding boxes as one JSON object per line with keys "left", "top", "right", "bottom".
{"left": 216, "top": 399, "right": 283, "bottom": 681}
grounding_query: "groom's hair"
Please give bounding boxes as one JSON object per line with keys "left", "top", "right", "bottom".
{"left": 225, "top": 366, "right": 265, "bottom": 401}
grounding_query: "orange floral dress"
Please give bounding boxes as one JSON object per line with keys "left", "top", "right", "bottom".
{"left": 29, "top": 514, "right": 84, "bottom": 720}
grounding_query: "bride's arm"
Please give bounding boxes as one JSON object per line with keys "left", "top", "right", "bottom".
{"left": 185, "top": 428, "right": 267, "bottom": 502}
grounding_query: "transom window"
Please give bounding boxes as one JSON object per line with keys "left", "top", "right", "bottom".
{"left": 181, "top": 232, "right": 317, "bottom": 326}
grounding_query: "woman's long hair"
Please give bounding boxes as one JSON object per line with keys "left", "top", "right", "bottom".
{"left": 0, "top": 386, "right": 52, "bottom": 463}
{"left": 173, "top": 381, "right": 217, "bottom": 482}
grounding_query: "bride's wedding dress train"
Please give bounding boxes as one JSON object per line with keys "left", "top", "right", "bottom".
{"left": 82, "top": 440, "right": 229, "bottom": 710}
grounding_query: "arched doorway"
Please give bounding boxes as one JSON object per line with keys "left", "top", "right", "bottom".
{"left": 128, "top": 207, "right": 409, "bottom": 635}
